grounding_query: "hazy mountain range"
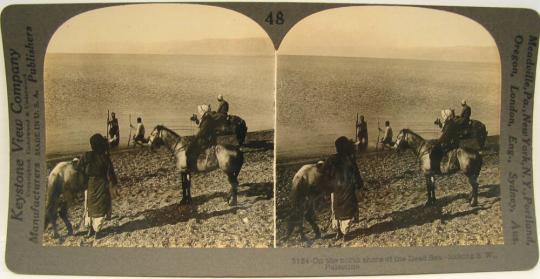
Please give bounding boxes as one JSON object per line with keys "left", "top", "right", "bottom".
{"left": 280, "top": 45, "right": 500, "bottom": 63}
{"left": 49, "top": 37, "right": 499, "bottom": 63}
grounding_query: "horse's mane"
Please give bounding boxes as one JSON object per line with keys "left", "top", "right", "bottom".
{"left": 155, "top": 125, "right": 181, "bottom": 138}
{"left": 401, "top": 128, "right": 424, "bottom": 140}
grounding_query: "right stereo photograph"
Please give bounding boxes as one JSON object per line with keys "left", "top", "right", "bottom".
{"left": 275, "top": 6, "right": 502, "bottom": 248}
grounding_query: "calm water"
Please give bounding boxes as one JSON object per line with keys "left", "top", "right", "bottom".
{"left": 45, "top": 53, "right": 275, "bottom": 156}
{"left": 277, "top": 55, "right": 501, "bottom": 159}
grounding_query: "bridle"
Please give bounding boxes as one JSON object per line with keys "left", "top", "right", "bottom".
{"left": 152, "top": 127, "right": 185, "bottom": 156}
{"left": 399, "top": 130, "right": 428, "bottom": 161}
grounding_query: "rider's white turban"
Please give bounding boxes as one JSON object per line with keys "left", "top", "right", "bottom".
{"left": 461, "top": 99, "right": 467, "bottom": 105}
{"left": 217, "top": 94, "right": 224, "bottom": 101}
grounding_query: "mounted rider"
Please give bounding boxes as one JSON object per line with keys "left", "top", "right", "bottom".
{"left": 186, "top": 95, "right": 231, "bottom": 171}
{"left": 457, "top": 99, "right": 471, "bottom": 130}
{"left": 216, "top": 94, "right": 229, "bottom": 115}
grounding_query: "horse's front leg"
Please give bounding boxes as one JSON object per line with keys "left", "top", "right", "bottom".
{"left": 59, "top": 201, "right": 73, "bottom": 236}
{"left": 305, "top": 198, "right": 321, "bottom": 239}
{"left": 467, "top": 175, "right": 479, "bottom": 207}
{"left": 424, "top": 175, "right": 436, "bottom": 207}
{"left": 46, "top": 213, "right": 60, "bottom": 238}
{"left": 226, "top": 173, "right": 238, "bottom": 206}
{"left": 179, "top": 173, "right": 187, "bottom": 205}
{"left": 429, "top": 175, "right": 437, "bottom": 204}
{"left": 186, "top": 174, "right": 192, "bottom": 204}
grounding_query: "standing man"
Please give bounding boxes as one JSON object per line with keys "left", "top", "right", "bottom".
{"left": 130, "top": 117, "right": 147, "bottom": 145}
{"left": 323, "top": 136, "right": 364, "bottom": 240}
{"left": 217, "top": 94, "right": 229, "bottom": 115}
{"left": 379, "top": 120, "right": 393, "bottom": 150}
{"left": 356, "top": 115, "right": 368, "bottom": 152}
{"left": 108, "top": 112, "right": 120, "bottom": 148}
{"left": 77, "top": 133, "right": 118, "bottom": 240}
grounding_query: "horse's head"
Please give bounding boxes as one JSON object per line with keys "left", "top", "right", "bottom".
{"left": 394, "top": 129, "right": 410, "bottom": 151}
{"left": 148, "top": 125, "right": 165, "bottom": 152}
{"left": 197, "top": 104, "right": 211, "bottom": 117}
{"left": 441, "top": 109, "right": 455, "bottom": 122}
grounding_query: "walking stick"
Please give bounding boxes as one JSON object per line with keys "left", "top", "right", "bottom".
{"left": 128, "top": 114, "right": 132, "bottom": 147}
{"left": 355, "top": 113, "right": 359, "bottom": 142}
{"left": 376, "top": 119, "right": 380, "bottom": 152}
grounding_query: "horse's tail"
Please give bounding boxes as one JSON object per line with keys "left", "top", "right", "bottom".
{"left": 234, "top": 149, "right": 244, "bottom": 177}
{"left": 480, "top": 123, "right": 488, "bottom": 148}
{"left": 236, "top": 118, "right": 248, "bottom": 146}
{"left": 44, "top": 171, "right": 63, "bottom": 230}
{"left": 474, "top": 151, "right": 483, "bottom": 178}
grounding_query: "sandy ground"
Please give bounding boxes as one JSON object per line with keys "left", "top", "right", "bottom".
{"left": 43, "top": 131, "right": 274, "bottom": 248}
{"left": 276, "top": 136, "right": 503, "bottom": 247}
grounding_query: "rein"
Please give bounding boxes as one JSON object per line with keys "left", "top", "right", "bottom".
{"left": 159, "top": 128, "right": 185, "bottom": 156}
{"left": 404, "top": 131, "right": 429, "bottom": 161}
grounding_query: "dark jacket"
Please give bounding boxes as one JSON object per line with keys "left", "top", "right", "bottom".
{"left": 217, "top": 100, "right": 229, "bottom": 114}
{"left": 323, "top": 154, "right": 364, "bottom": 220}
{"left": 460, "top": 104, "right": 471, "bottom": 120}
{"left": 77, "top": 151, "right": 117, "bottom": 217}
{"left": 357, "top": 121, "right": 368, "bottom": 137}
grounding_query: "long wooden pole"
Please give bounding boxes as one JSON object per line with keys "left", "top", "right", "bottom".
{"left": 128, "top": 114, "right": 132, "bottom": 147}
{"left": 376, "top": 119, "right": 380, "bottom": 152}
{"left": 355, "top": 113, "right": 359, "bottom": 142}
{"left": 106, "top": 109, "right": 111, "bottom": 155}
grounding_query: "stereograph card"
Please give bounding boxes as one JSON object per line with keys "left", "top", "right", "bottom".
{"left": 0, "top": 0, "right": 539, "bottom": 277}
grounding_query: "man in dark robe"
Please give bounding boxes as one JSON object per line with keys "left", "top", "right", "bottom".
{"left": 108, "top": 112, "right": 120, "bottom": 148}
{"left": 77, "top": 133, "right": 118, "bottom": 239}
{"left": 322, "top": 136, "right": 364, "bottom": 240}
{"left": 456, "top": 99, "right": 471, "bottom": 131}
{"left": 216, "top": 94, "right": 229, "bottom": 115}
{"left": 356, "top": 115, "right": 368, "bottom": 152}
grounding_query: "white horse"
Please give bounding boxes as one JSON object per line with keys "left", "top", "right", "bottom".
{"left": 284, "top": 161, "right": 328, "bottom": 240}
{"left": 148, "top": 125, "right": 244, "bottom": 206}
{"left": 45, "top": 159, "right": 87, "bottom": 238}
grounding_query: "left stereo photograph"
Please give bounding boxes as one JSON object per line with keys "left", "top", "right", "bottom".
{"left": 43, "top": 4, "right": 275, "bottom": 248}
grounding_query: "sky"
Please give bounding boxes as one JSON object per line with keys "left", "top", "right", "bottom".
{"left": 47, "top": 4, "right": 500, "bottom": 61}
{"left": 278, "top": 6, "right": 500, "bottom": 62}
{"left": 47, "top": 4, "right": 273, "bottom": 55}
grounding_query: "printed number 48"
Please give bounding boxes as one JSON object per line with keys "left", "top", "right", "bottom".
{"left": 265, "top": 11, "right": 284, "bottom": 25}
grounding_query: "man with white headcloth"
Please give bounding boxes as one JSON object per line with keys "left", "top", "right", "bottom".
{"left": 216, "top": 94, "right": 229, "bottom": 115}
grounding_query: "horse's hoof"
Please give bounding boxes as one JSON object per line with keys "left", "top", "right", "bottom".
{"left": 470, "top": 200, "right": 478, "bottom": 207}
{"left": 228, "top": 198, "right": 237, "bottom": 207}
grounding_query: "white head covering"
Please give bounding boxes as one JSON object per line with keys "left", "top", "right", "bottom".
{"left": 461, "top": 99, "right": 467, "bottom": 105}
{"left": 217, "top": 94, "right": 224, "bottom": 101}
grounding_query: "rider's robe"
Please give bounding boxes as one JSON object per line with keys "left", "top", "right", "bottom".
{"left": 322, "top": 154, "right": 364, "bottom": 220}
{"left": 217, "top": 100, "right": 229, "bottom": 114}
{"left": 77, "top": 151, "right": 117, "bottom": 217}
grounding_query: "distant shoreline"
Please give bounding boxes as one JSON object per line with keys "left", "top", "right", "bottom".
{"left": 278, "top": 54, "right": 500, "bottom": 65}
